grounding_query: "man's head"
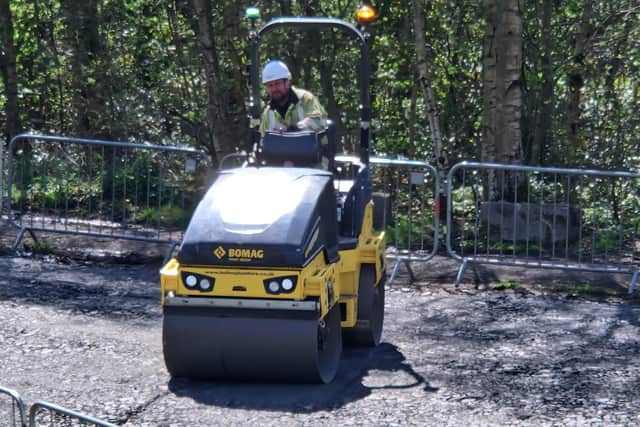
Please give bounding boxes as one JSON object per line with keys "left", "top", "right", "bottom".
{"left": 262, "top": 60, "right": 292, "bottom": 105}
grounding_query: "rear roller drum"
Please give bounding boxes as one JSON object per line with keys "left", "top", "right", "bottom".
{"left": 162, "top": 304, "right": 342, "bottom": 383}
{"left": 343, "top": 264, "right": 385, "bottom": 347}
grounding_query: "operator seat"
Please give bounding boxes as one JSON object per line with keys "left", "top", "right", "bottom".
{"left": 257, "top": 120, "right": 336, "bottom": 169}
{"left": 258, "top": 130, "right": 322, "bottom": 167}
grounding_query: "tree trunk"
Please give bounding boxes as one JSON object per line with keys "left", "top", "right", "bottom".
{"left": 0, "top": 0, "right": 19, "bottom": 140}
{"left": 567, "top": 0, "right": 593, "bottom": 156}
{"left": 41, "top": 2, "right": 67, "bottom": 133}
{"left": 60, "top": 0, "right": 110, "bottom": 137}
{"left": 413, "top": 0, "right": 445, "bottom": 168}
{"left": 408, "top": 83, "right": 417, "bottom": 157}
{"left": 191, "top": 0, "right": 246, "bottom": 165}
{"left": 530, "top": 0, "right": 553, "bottom": 166}
{"left": 481, "top": 0, "right": 523, "bottom": 165}
{"left": 300, "top": 0, "right": 346, "bottom": 146}
{"left": 414, "top": 0, "right": 450, "bottom": 219}
{"left": 604, "top": 13, "right": 632, "bottom": 171}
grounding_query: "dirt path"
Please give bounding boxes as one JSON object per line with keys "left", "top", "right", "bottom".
{"left": 1, "top": 251, "right": 639, "bottom": 426}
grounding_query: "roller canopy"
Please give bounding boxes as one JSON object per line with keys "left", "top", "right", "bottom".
{"left": 177, "top": 167, "right": 339, "bottom": 267}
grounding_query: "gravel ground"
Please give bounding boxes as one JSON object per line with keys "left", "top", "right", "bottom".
{"left": 1, "top": 247, "right": 639, "bottom": 426}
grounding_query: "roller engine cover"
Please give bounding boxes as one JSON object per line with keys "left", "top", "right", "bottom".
{"left": 177, "top": 167, "right": 339, "bottom": 267}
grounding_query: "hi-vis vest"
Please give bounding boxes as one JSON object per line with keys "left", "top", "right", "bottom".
{"left": 267, "top": 104, "right": 305, "bottom": 130}
{"left": 259, "top": 87, "right": 328, "bottom": 136}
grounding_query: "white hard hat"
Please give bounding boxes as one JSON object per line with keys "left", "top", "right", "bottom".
{"left": 261, "top": 60, "right": 291, "bottom": 84}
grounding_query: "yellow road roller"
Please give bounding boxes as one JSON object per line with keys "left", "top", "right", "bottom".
{"left": 160, "top": 8, "right": 385, "bottom": 383}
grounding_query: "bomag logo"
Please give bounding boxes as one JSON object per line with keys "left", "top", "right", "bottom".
{"left": 213, "top": 246, "right": 264, "bottom": 261}
{"left": 213, "top": 246, "right": 226, "bottom": 259}
{"left": 229, "top": 248, "right": 264, "bottom": 259}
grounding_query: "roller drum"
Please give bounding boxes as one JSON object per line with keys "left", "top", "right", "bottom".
{"left": 163, "top": 305, "right": 342, "bottom": 383}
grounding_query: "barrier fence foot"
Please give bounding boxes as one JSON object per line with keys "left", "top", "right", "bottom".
{"left": 12, "top": 228, "right": 27, "bottom": 250}
{"left": 454, "top": 259, "right": 468, "bottom": 288}
{"left": 629, "top": 271, "right": 639, "bottom": 295}
{"left": 387, "top": 258, "right": 401, "bottom": 285}
{"left": 404, "top": 260, "right": 416, "bottom": 283}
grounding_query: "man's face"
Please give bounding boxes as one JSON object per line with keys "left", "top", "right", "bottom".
{"left": 265, "top": 78, "right": 291, "bottom": 105}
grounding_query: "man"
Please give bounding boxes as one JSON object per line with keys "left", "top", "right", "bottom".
{"left": 259, "top": 60, "right": 328, "bottom": 137}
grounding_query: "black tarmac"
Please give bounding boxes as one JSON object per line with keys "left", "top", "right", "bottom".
{"left": 1, "top": 254, "right": 639, "bottom": 426}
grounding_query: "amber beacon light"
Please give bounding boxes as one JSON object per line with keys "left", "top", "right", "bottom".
{"left": 356, "top": 4, "right": 377, "bottom": 24}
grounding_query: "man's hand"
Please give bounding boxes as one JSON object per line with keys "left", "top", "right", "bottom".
{"left": 297, "top": 117, "right": 323, "bottom": 131}
{"left": 273, "top": 123, "right": 287, "bottom": 133}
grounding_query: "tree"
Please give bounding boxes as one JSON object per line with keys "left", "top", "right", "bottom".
{"left": 566, "top": 0, "right": 592, "bottom": 156}
{"left": 59, "top": 0, "right": 110, "bottom": 137}
{"left": 191, "top": 0, "right": 248, "bottom": 165}
{"left": 413, "top": 0, "right": 445, "bottom": 169}
{"left": 0, "top": 0, "right": 19, "bottom": 140}
{"left": 481, "top": 0, "right": 523, "bottom": 165}
{"left": 526, "top": 0, "right": 554, "bottom": 165}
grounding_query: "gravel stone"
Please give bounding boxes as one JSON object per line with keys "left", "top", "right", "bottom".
{"left": 0, "top": 252, "right": 639, "bottom": 426}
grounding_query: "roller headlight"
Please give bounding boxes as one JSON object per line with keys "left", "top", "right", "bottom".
{"left": 268, "top": 281, "right": 280, "bottom": 293}
{"left": 263, "top": 276, "right": 297, "bottom": 295}
{"left": 281, "top": 278, "right": 294, "bottom": 291}
{"left": 185, "top": 275, "right": 198, "bottom": 288}
{"left": 181, "top": 272, "right": 215, "bottom": 293}
{"left": 199, "top": 278, "right": 212, "bottom": 291}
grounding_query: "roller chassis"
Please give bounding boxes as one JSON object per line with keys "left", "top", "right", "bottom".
{"left": 160, "top": 13, "right": 383, "bottom": 383}
{"left": 160, "top": 192, "right": 386, "bottom": 383}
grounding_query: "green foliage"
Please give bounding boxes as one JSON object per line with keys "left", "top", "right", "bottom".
{"left": 570, "top": 283, "right": 618, "bottom": 297}
{"left": 135, "top": 204, "right": 190, "bottom": 228}
{"left": 11, "top": 176, "right": 100, "bottom": 211}
{"left": 24, "top": 241, "right": 55, "bottom": 254}
{"left": 387, "top": 212, "right": 435, "bottom": 250}
{"left": 0, "top": 0, "right": 638, "bottom": 170}
{"left": 493, "top": 280, "right": 517, "bottom": 290}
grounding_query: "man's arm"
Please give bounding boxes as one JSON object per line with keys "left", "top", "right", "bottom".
{"left": 296, "top": 91, "right": 328, "bottom": 132}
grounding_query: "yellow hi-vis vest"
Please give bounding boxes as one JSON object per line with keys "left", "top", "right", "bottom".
{"left": 259, "top": 87, "right": 328, "bottom": 137}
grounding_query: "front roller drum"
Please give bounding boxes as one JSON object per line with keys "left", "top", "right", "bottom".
{"left": 163, "top": 305, "right": 342, "bottom": 383}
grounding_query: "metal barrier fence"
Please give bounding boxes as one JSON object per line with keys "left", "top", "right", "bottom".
{"left": 446, "top": 162, "right": 640, "bottom": 293}
{"left": 1, "top": 136, "right": 7, "bottom": 217}
{"left": 6, "top": 134, "right": 211, "bottom": 260}
{"left": 0, "top": 385, "right": 27, "bottom": 427}
{"left": 29, "top": 401, "right": 116, "bottom": 427}
{"left": 1, "top": 384, "right": 116, "bottom": 426}
{"left": 335, "top": 155, "right": 440, "bottom": 283}
{"left": 7, "top": 134, "right": 640, "bottom": 293}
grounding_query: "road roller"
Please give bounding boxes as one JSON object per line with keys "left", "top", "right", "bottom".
{"left": 160, "top": 8, "right": 385, "bottom": 383}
